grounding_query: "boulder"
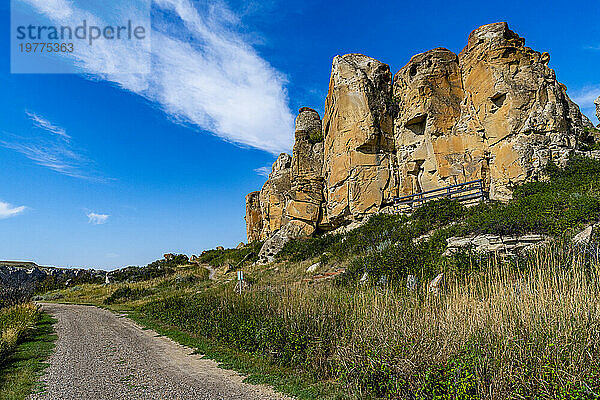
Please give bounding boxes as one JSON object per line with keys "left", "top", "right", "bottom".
{"left": 428, "top": 273, "right": 444, "bottom": 294}
{"left": 322, "top": 54, "right": 396, "bottom": 227}
{"left": 216, "top": 246, "right": 225, "bottom": 251}
{"left": 444, "top": 233, "right": 550, "bottom": 256}
{"left": 257, "top": 220, "right": 313, "bottom": 264}
{"left": 573, "top": 225, "right": 594, "bottom": 244}
{"left": 306, "top": 262, "right": 320, "bottom": 273}
{"left": 406, "top": 274, "right": 418, "bottom": 291}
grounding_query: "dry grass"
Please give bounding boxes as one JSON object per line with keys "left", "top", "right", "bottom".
{"left": 0, "top": 303, "right": 40, "bottom": 363}
{"left": 330, "top": 243, "right": 600, "bottom": 397}
{"left": 49, "top": 242, "right": 600, "bottom": 398}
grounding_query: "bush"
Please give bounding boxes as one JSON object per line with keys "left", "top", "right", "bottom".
{"left": 0, "top": 285, "right": 35, "bottom": 309}
{"left": 0, "top": 303, "right": 40, "bottom": 365}
{"left": 108, "top": 255, "right": 185, "bottom": 283}
{"left": 197, "top": 242, "right": 262, "bottom": 268}
{"left": 103, "top": 286, "right": 151, "bottom": 305}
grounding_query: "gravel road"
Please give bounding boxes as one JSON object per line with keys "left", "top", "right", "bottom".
{"left": 32, "top": 303, "right": 291, "bottom": 400}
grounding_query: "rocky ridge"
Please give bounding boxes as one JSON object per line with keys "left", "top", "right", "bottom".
{"left": 245, "top": 22, "right": 594, "bottom": 260}
{"left": 0, "top": 262, "right": 108, "bottom": 292}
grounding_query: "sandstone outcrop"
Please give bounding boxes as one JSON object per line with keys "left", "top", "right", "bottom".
{"left": 596, "top": 96, "right": 600, "bottom": 125}
{"left": 457, "top": 22, "right": 586, "bottom": 200}
{"left": 258, "top": 153, "right": 292, "bottom": 240}
{"left": 394, "top": 48, "right": 475, "bottom": 195}
{"left": 444, "top": 234, "right": 550, "bottom": 257}
{"left": 245, "top": 191, "right": 262, "bottom": 243}
{"left": 245, "top": 108, "right": 327, "bottom": 245}
{"left": 286, "top": 107, "right": 325, "bottom": 235}
{"left": 245, "top": 22, "right": 592, "bottom": 254}
{"left": 322, "top": 54, "right": 397, "bottom": 225}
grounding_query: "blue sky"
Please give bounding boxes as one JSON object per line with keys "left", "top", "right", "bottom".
{"left": 1, "top": 0, "right": 599, "bottom": 269}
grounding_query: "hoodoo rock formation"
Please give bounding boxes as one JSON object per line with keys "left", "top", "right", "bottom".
{"left": 322, "top": 54, "right": 397, "bottom": 225}
{"left": 245, "top": 22, "right": 592, "bottom": 258}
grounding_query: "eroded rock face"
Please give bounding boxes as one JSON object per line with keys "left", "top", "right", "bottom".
{"left": 394, "top": 48, "right": 485, "bottom": 195}
{"left": 457, "top": 22, "right": 584, "bottom": 200}
{"left": 322, "top": 54, "right": 396, "bottom": 226}
{"left": 258, "top": 153, "right": 292, "bottom": 240}
{"left": 286, "top": 107, "right": 325, "bottom": 235}
{"left": 245, "top": 22, "right": 592, "bottom": 248}
{"left": 596, "top": 96, "right": 600, "bottom": 125}
{"left": 245, "top": 191, "right": 262, "bottom": 243}
{"left": 257, "top": 220, "right": 313, "bottom": 264}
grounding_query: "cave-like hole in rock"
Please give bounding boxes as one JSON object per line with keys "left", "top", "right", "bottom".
{"left": 491, "top": 93, "right": 507, "bottom": 109}
{"left": 405, "top": 114, "right": 427, "bottom": 135}
{"left": 409, "top": 64, "right": 418, "bottom": 77}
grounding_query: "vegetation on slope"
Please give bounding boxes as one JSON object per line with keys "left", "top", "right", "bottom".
{"left": 44, "top": 155, "right": 600, "bottom": 399}
{"left": 0, "top": 304, "right": 40, "bottom": 365}
{"left": 196, "top": 241, "right": 262, "bottom": 269}
{"left": 139, "top": 243, "right": 600, "bottom": 399}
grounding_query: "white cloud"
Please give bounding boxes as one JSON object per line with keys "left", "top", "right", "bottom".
{"left": 0, "top": 201, "right": 27, "bottom": 219}
{"left": 21, "top": 0, "right": 295, "bottom": 154}
{"left": 254, "top": 166, "right": 271, "bottom": 177}
{"left": 87, "top": 212, "right": 109, "bottom": 225}
{"left": 25, "top": 111, "right": 70, "bottom": 140}
{"left": 0, "top": 111, "right": 108, "bottom": 181}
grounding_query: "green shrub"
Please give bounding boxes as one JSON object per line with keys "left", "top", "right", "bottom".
{"left": 412, "top": 197, "right": 466, "bottom": 225}
{"left": 108, "top": 255, "right": 185, "bottom": 283}
{"left": 0, "top": 303, "right": 40, "bottom": 365}
{"left": 103, "top": 286, "right": 151, "bottom": 305}
{"left": 308, "top": 129, "right": 324, "bottom": 144}
{"left": 197, "top": 242, "right": 262, "bottom": 268}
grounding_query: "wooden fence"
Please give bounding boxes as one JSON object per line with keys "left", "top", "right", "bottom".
{"left": 393, "top": 179, "right": 486, "bottom": 211}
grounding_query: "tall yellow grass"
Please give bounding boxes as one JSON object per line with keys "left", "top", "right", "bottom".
{"left": 242, "top": 242, "right": 600, "bottom": 397}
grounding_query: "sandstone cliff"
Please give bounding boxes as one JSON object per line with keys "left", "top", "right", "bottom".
{"left": 596, "top": 96, "right": 600, "bottom": 125}
{"left": 245, "top": 22, "right": 591, "bottom": 252}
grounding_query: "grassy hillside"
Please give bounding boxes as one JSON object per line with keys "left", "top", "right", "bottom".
{"left": 44, "top": 155, "right": 600, "bottom": 399}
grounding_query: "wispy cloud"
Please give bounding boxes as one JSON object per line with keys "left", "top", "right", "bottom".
{"left": 0, "top": 112, "right": 108, "bottom": 181}
{"left": 571, "top": 85, "right": 600, "bottom": 123}
{"left": 21, "top": 0, "right": 295, "bottom": 154}
{"left": 25, "top": 111, "right": 70, "bottom": 140}
{"left": 87, "top": 212, "right": 109, "bottom": 225}
{"left": 0, "top": 201, "right": 27, "bottom": 219}
{"left": 254, "top": 166, "right": 271, "bottom": 177}
{"left": 584, "top": 45, "right": 600, "bottom": 51}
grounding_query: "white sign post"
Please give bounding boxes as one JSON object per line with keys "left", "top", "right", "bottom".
{"left": 236, "top": 271, "right": 244, "bottom": 294}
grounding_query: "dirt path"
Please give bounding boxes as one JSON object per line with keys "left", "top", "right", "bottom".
{"left": 32, "top": 303, "right": 291, "bottom": 400}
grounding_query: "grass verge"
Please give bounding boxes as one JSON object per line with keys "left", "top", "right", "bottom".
{"left": 128, "top": 311, "right": 345, "bottom": 399}
{"left": 0, "top": 313, "right": 57, "bottom": 400}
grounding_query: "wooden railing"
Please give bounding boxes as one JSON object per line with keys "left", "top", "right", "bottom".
{"left": 393, "top": 179, "right": 485, "bottom": 211}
